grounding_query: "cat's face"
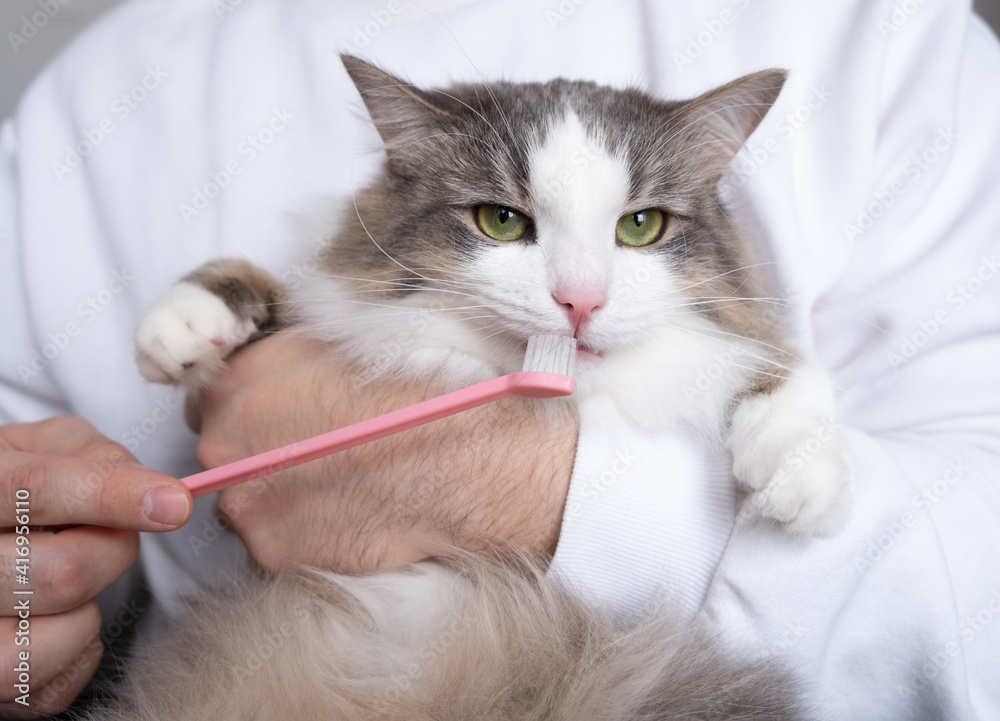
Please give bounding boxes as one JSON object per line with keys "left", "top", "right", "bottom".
{"left": 321, "top": 57, "right": 786, "bottom": 390}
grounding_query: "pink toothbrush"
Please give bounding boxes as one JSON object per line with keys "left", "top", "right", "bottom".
{"left": 181, "top": 335, "right": 577, "bottom": 497}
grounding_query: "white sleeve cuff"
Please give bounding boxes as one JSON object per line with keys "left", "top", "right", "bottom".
{"left": 549, "top": 397, "right": 737, "bottom": 621}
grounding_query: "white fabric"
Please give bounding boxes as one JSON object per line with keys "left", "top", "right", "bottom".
{"left": 1, "top": 0, "right": 998, "bottom": 718}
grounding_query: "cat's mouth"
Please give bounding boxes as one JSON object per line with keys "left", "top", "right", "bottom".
{"left": 576, "top": 344, "right": 602, "bottom": 359}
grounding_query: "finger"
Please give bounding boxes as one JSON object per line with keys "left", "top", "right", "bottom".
{"left": 0, "top": 416, "right": 134, "bottom": 462}
{"left": 0, "top": 451, "right": 191, "bottom": 530}
{"left": 0, "top": 601, "right": 103, "bottom": 717}
{"left": 0, "top": 526, "right": 139, "bottom": 616}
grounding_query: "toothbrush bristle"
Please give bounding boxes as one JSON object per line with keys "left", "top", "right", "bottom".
{"left": 522, "top": 335, "right": 577, "bottom": 377}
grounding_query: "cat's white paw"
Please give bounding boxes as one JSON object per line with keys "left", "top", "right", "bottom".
{"left": 729, "top": 362, "right": 852, "bottom": 536}
{"left": 733, "top": 418, "right": 851, "bottom": 535}
{"left": 135, "top": 282, "right": 257, "bottom": 389}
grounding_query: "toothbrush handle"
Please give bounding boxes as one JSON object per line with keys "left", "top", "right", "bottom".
{"left": 181, "top": 371, "right": 574, "bottom": 498}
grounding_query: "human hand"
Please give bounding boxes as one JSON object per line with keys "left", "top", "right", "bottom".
{"left": 0, "top": 417, "right": 192, "bottom": 719}
{"left": 191, "top": 332, "right": 579, "bottom": 575}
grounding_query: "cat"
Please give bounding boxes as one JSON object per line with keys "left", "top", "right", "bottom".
{"left": 106, "top": 54, "right": 852, "bottom": 719}
{"left": 135, "top": 55, "right": 849, "bottom": 536}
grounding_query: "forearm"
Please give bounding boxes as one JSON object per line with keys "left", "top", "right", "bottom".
{"left": 196, "top": 333, "right": 579, "bottom": 573}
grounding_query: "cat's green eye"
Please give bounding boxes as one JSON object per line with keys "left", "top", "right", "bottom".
{"left": 476, "top": 204, "right": 531, "bottom": 242}
{"left": 616, "top": 209, "right": 665, "bottom": 247}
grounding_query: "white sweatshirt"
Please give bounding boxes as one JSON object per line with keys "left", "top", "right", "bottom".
{"left": 1, "top": 0, "right": 998, "bottom": 718}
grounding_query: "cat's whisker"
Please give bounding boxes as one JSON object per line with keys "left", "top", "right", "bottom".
{"left": 356, "top": 76, "right": 510, "bottom": 162}
{"left": 325, "top": 258, "right": 484, "bottom": 289}
{"left": 474, "top": 326, "right": 521, "bottom": 346}
{"left": 425, "top": 89, "right": 518, "bottom": 169}
{"left": 393, "top": 131, "right": 507, "bottom": 159}
{"left": 673, "top": 323, "right": 801, "bottom": 362}
{"left": 699, "top": 187, "right": 742, "bottom": 236}
{"left": 667, "top": 296, "right": 792, "bottom": 307}
{"left": 347, "top": 183, "right": 475, "bottom": 292}
{"left": 297, "top": 270, "right": 438, "bottom": 289}
{"left": 307, "top": 273, "right": 484, "bottom": 297}
{"left": 291, "top": 306, "right": 494, "bottom": 329}
{"left": 651, "top": 94, "right": 786, "bottom": 154}
{"left": 395, "top": 272, "right": 484, "bottom": 290}
{"left": 298, "top": 300, "right": 493, "bottom": 314}
{"left": 721, "top": 344, "right": 798, "bottom": 372}
{"left": 657, "top": 326, "right": 797, "bottom": 378}
{"left": 727, "top": 363, "right": 793, "bottom": 381}
{"left": 677, "top": 222, "right": 691, "bottom": 257}
{"left": 673, "top": 306, "right": 777, "bottom": 318}
{"left": 335, "top": 287, "right": 483, "bottom": 302}
{"left": 350, "top": 200, "right": 434, "bottom": 285}
{"left": 672, "top": 261, "right": 783, "bottom": 293}
{"left": 403, "top": 2, "right": 521, "bottom": 160}
{"left": 664, "top": 302, "right": 795, "bottom": 320}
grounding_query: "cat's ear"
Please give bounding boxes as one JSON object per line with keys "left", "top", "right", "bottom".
{"left": 667, "top": 69, "right": 787, "bottom": 184}
{"left": 341, "top": 54, "right": 453, "bottom": 176}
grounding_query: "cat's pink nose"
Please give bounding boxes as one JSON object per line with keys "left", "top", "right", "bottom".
{"left": 553, "top": 287, "right": 606, "bottom": 331}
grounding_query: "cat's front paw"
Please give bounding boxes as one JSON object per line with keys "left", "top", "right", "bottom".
{"left": 732, "top": 419, "right": 851, "bottom": 535}
{"left": 728, "top": 364, "right": 852, "bottom": 536}
{"left": 135, "top": 282, "right": 257, "bottom": 389}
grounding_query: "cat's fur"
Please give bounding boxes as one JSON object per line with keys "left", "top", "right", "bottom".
{"left": 86, "top": 553, "right": 804, "bottom": 721}
{"left": 115, "top": 55, "right": 853, "bottom": 719}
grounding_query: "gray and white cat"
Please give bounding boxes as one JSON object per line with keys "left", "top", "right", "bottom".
{"left": 110, "top": 55, "right": 852, "bottom": 719}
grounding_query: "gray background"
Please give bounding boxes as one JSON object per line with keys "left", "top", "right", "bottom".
{"left": 2, "top": 0, "right": 1000, "bottom": 119}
